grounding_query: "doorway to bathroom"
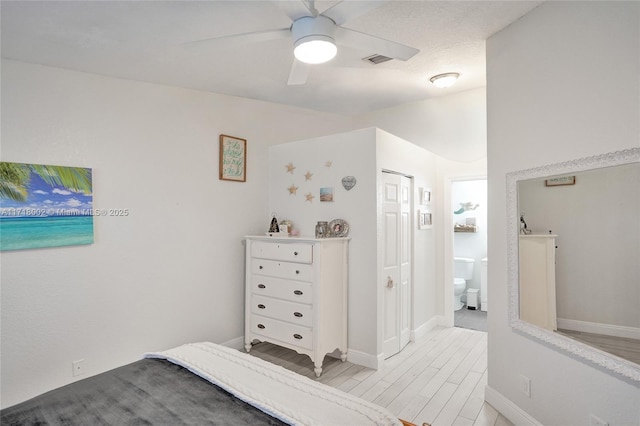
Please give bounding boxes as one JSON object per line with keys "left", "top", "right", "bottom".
{"left": 452, "top": 178, "right": 488, "bottom": 331}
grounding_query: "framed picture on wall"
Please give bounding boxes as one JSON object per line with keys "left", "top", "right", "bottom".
{"left": 420, "top": 188, "right": 431, "bottom": 205}
{"left": 418, "top": 209, "right": 432, "bottom": 230}
{"left": 219, "top": 134, "right": 247, "bottom": 182}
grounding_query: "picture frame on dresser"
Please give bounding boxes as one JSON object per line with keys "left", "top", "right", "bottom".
{"left": 219, "top": 134, "right": 246, "bottom": 182}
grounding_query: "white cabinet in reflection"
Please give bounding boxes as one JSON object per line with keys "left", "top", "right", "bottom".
{"left": 519, "top": 234, "right": 557, "bottom": 331}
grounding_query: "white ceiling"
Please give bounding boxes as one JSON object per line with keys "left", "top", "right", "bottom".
{"left": 1, "top": 1, "right": 542, "bottom": 116}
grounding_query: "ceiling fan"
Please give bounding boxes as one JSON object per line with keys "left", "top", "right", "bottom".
{"left": 187, "top": 0, "right": 420, "bottom": 85}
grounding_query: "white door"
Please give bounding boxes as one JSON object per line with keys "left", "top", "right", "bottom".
{"left": 382, "top": 172, "right": 412, "bottom": 358}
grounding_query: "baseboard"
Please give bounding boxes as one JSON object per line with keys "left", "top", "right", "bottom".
{"left": 347, "top": 348, "right": 383, "bottom": 370}
{"left": 484, "top": 385, "right": 541, "bottom": 426}
{"left": 437, "top": 314, "right": 453, "bottom": 328}
{"left": 232, "top": 317, "right": 443, "bottom": 371}
{"left": 557, "top": 318, "right": 640, "bottom": 340}
{"left": 412, "top": 316, "right": 441, "bottom": 341}
{"left": 230, "top": 336, "right": 381, "bottom": 369}
{"left": 221, "top": 336, "right": 245, "bottom": 350}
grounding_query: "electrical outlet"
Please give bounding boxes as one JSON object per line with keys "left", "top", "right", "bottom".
{"left": 589, "top": 414, "right": 608, "bottom": 426}
{"left": 72, "top": 359, "right": 85, "bottom": 377}
{"left": 519, "top": 374, "right": 531, "bottom": 397}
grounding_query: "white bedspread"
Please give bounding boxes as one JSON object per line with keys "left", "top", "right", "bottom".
{"left": 145, "top": 342, "right": 402, "bottom": 426}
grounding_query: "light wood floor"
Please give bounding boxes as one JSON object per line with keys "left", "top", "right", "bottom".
{"left": 246, "top": 326, "right": 512, "bottom": 426}
{"left": 558, "top": 329, "right": 640, "bottom": 365}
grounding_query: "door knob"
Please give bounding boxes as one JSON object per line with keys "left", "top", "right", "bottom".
{"left": 387, "top": 276, "right": 394, "bottom": 288}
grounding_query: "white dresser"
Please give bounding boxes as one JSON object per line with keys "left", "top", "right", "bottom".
{"left": 519, "top": 234, "right": 557, "bottom": 331}
{"left": 244, "top": 235, "right": 349, "bottom": 377}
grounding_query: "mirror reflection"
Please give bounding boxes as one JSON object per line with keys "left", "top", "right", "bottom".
{"left": 517, "top": 162, "right": 640, "bottom": 366}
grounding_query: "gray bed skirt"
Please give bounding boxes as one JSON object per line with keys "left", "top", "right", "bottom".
{"left": 1, "top": 358, "right": 289, "bottom": 425}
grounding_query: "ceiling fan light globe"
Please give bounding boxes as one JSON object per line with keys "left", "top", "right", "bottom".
{"left": 294, "top": 36, "right": 337, "bottom": 64}
{"left": 430, "top": 72, "right": 460, "bottom": 88}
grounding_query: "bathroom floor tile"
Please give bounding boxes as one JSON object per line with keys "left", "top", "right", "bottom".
{"left": 455, "top": 305, "right": 487, "bottom": 332}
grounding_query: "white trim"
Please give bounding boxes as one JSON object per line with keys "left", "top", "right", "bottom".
{"left": 444, "top": 174, "right": 488, "bottom": 328}
{"left": 443, "top": 175, "right": 455, "bottom": 328}
{"left": 347, "top": 348, "right": 382, "bottom": 370}
{"left": 557, "top": 318, "right": 640, "bottom": 341}
{"left": 222, "top": 336, "right": 246, "bottom": 350}
{"left": 484, "top": 385, "right": 542, "bottom": 426}
{"left": 506, "top": 147, "right": 640, "bottom": 383}
{"left": 411, "top": 316, "right": 441, "bottom": 341}
{"left": 433, "top": 314, "right": 448, "bottom": 328}
{"left": 239, "top": 337, "right": 384, "bottom": 370}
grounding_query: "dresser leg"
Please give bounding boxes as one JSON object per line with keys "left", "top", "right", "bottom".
{"left": 245, "top": 343, "right": 252, "bottom": 353}
{"left": 314, "top": 364, "right": 322, "bottom": 377}
{"left": 340, "top": 351, "right": 347, "bottom": 362}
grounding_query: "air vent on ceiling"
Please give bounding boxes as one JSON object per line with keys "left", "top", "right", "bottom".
{"left": 362, "top": 54, "right": 394, "bottom": 65}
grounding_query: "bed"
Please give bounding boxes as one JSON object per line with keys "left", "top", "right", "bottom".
{"left": 1, "top": 342, "right": 411, "bottom": 425}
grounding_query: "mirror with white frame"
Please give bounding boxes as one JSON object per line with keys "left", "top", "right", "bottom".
{"left": 506, "top": 147, "right": 640, "bottom": 383}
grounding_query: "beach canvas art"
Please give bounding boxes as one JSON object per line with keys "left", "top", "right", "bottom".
{"left": 0, "top": 162, "right": 94, "bottom": 251}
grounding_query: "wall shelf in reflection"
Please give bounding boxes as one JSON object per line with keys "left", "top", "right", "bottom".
{"left": 454, "top": 224, "right": 477, "bottom": 233}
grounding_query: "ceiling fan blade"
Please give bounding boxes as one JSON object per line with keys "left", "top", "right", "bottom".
{"left": 321, "top": 1, "right": 387, "bottom": 26}
{"left": 274, "top": 0, "right": 316, "bottom": 21}
{"left": 336, "top": 27, "right": 419, "bottom": 61}
{"left": 287, "top": 59, "right": 311, "bottom": 85}
{"left": 183, "top": 28, "right": 290, "bottom": 50}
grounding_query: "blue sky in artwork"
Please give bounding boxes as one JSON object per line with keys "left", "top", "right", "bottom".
{"left": 0, "top": 167, "right": 93, "bottom": 216}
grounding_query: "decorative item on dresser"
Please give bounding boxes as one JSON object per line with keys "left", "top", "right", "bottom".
{"left": 244, "top": 235, "right": 349, "bottom": 377}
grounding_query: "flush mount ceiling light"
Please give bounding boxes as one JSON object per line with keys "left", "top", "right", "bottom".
{"left": 292, "top": 16, "right": 337, "bottom": 64}
{"left": 430, "top": 72, "right": 460, "bottom": 88}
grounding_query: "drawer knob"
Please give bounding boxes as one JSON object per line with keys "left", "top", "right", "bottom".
{"left": 257, "top": 324, "right": 265, "bottom": 329}
{"left": 259, "top": 265, "right": 263, "bottom": 269}
{"left": 258, "top": 284, "right": 266, "bottom": 289}
{"left": 294, "top": 251, "right": 298, "bottom": 256}
{"left": 293, "top": 312, "right": 303, "bottom": 318}
{"left": 258, "top": 304, "right": 266, "bottom": 309}
{"left": 293, "top": 334, "right": 303, "bottom": 340}
{"left": 295, "top": 270, "right": 300, "bottom": 275}
{"left": 293, "top": 290, "right": 303, "bottom": 295}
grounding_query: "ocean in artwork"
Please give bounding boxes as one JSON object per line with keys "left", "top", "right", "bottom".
{"left": 0, "top": 216, "right": 93, "bottom": 250}
{"left": 0, "top": 162, "right": 93, "bottom": 251}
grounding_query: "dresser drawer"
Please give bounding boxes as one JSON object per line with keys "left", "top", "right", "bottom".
{"left": 250, "top": 315, "right": 313, "bottom": 350}
{"left": 251, "top": 294, "right": 313, "bottom": 327}
{"left": 250, "top": 276, "right": 312, "bottom": 304}
{"left": 251, "top": 258, "right": 314, "bottom": 282}
{"left": 251, "top": 241, "right": 313, "bottom": 263}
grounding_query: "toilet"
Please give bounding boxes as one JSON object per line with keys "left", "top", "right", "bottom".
{"left": 454, "top": 257, "right": 475, "bottom": 311}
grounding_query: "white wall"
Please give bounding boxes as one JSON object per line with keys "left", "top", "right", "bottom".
{"left": 356, "top": 88, "right": 489, "bottom": 323}
{"left": 436, "top": 157, "right": 487, "bottom": 325}
{"left": 1, "top": 22, "right": 491, "bottom": 410}
{"left": 486, "top": 2, "right": 640, "bottom": 425}
{"left": 518, "top": 164, "right": 639, "bottom": 330}
{"left": 268, "top": 129, "right": 379, "bottom": 359}
{"left": 268, "top": 128, "right": 439, "bottom": 363}
{"left": 375, "top": 129, "right": 440, "bottom": 351}
{"left": 0, "top": 59, "right": 354, "bottom": 408}
{"left": 355, "top": 87, "right": 487, "bottom": 162}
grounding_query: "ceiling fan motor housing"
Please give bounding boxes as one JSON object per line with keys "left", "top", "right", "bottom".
{"left": 292, "top": 15, "right": 337, "bottom": 53}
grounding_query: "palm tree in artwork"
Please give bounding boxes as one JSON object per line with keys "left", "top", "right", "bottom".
{"left": 0, "top": 162, "right": 91, "bottom": 202}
